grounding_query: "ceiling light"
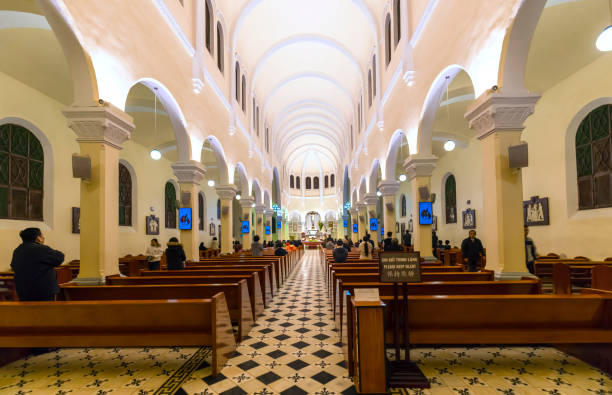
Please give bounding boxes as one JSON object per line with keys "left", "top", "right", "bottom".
{"left": 444, "top": 140, "right": 456, "bottom": 152}
{"left": 596, "top": 25, "right": 612, "bottom": 51}
{"left": 150, "top": 149, "right": 161, "bottom": 160}
{"left": 236, "top": 194, "right": 241, "bottom": 200}
{"left": 399, "top": 174, "right": 407, "bottom": 182}
{"left": 376, "top": 191, "right": 382, "bottom": 197}
{"left": 207, "top": 179, "right": 215, "bottom": 187}
{"left": 251, "top": 203, "right": 256, "bottom": 208}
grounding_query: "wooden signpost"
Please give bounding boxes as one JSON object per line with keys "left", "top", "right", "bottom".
{"left": 379, "top": 251, "right": 430, "bottom": 389}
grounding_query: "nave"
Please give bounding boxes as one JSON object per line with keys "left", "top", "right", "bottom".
{"left": 1, "top": 250, "right": 610, "bottom": 395}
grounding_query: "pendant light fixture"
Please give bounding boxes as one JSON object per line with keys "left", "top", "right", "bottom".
{"left": 444, "top": 75, "right": 455, "bottom": 152}
{"left": 596, "top": 0, "right": 612, "bottom": 51}
{"left": 150, "top": 87, "right": 161, "bottom": 160}
{"left": 398, "top": 133, "right": 407, "bottom": 182}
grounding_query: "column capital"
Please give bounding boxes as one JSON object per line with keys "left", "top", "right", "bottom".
{"left": 363, "top": 194, "right": 379, "bottom": 206}
{"left": 63, "top": 103, "right": 134, "bottom": 149}
{"left": 239, "top": 196, "right": 255, "bottom": 209}
{"left": 404, "top": 154, "right": 437, "bottom": 180}
{"left": 264, "top": 209, "right": 275, "bottom": 217}
{"left": 355, "top": 202, "right": 367, "bottom": 211}
{"left": 465, "top": 91, "right": 541, "bottom": 139}
{"left": 378, "top": 180, "right": 400, "bottom": 196}
{"left": 254, "top": 204, "right": 266, "bottom": 214}
{"left": 349, "top": 208, "right": 358, "bottom": 216}
{"left": 171, "top": 161, "right": 206, "bottom": 185}
{"left": 215, "top": 184, "right": 238, "bottom": 200}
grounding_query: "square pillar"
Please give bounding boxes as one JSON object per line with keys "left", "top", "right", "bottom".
{"left": 364, "top": 194, "right": 380, "bottom": 244}
{"left": 356, "top": 203, "right": 367, "bottom": 241}
{"left": 171, "top": 161, "right": 206, "bottom": 261}
{"left": 215, "top": 184, "right": 237, "bottom": 254}
{"left": 379, "top": 180, "right": 400, "bottom": 239}
{"left": 264, "top": 209, "right": 275, "bottom": 243}
{"left": 466, "top": 92, "right": 540, "bottom": 278}
{"left": 404, "top": 155, "right": 437, "bottom": 260}
{"left": 254, "top": 205, "right": 265, "bottom": 242}
{"left": 63, "top": 104, "right": 134, "bottom": 284}
{"left": 239, "top": 197, "right": 255, "bottom": 251}
{"left": 349, "top": 208, "right": 359, "bottom": 243}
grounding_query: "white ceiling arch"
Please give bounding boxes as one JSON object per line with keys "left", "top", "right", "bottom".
{"left": 279, "top": 129, "right": 344, "bottom": 158}
{"left": 275, "top": 109, "right": 347, "bottom": 138}
{"left": 276, "top": 120, "right": 344, "bottom": 147}
{"left": 273, "top": 101, "right": 349, "bottom": 131}
{"left": 286, "top": 143, "right": 340, "bottom": 170}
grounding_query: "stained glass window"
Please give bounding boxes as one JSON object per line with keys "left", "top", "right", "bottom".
{"left": 576, "top": 104, "right": 612, "bottom": 210}
{"left": 199, "top": 192, "right": 204, "bottom": 231}
{"left": 165, "top": 182, "right": 177, "bottom": 228}
{"left": 290, "top": 175, "right": 294, "bottom": 189}
{"left": 313, "top": 177, "right": 319, "bottom": 189}
{"left": 400, "top": 194, "right": 406, "bottom": 217}
{"left": 205, "top": 0, "right": 213, "bottom": 54}
{"left": 445, "top": 175, "right": 457, "bottom": 224}
{"left": 118, "top": 163, "right": 132, "bottom": 226}
{"left": 216, "top": 22, "right": 224, "bottom": 73}
{"left": 0, "top": 123, "right": 44, "bottom": 220}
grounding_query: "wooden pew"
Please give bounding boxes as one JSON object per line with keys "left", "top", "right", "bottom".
{"left": 0, "top": 276, "right": 16, "bottom": 301}
{"left": 536, "top": 259, "right": 612, "bottom": 290}
{"left": 0, "top": 295, "right": 236, "bottom": 375}
{"left": 592, "top": 265, "right": 612, "bottom": 291}
{"left": 142, "top": 266, "right": 272, "bottom": 304}
{"left": 190, "top": 259, "right": 281, "bottom": 291}
{"left": 346, "top": 293, "right": 612, "bottom": 376}
{"left": 108, "top": 274, "right": 264, "bottom": 317}
{"left": 340, "top": 278, "right": 542, "bottom": 343}
{"left": 60, "top": 281, "right": 253, "bottom": 341}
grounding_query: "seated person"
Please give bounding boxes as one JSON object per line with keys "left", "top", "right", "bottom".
{"left": 333, "top": 240, "right": 348, "bottom": 263}
{"left": 325, "top": 238, "right": 335, "bottom": 250}
{"left": 389, "top": 238, "right": 403, "bottom": 251}
{"left": 199, "top": 242, "right": 207, "bottom": 251}
{"left": 444, "top": 240, "right": 451, "bottom": 250}
{"left": 209, "top": 237, "right": 219, "bottom": 250}
{"left": 165, "top": 237, "right": 186, "bottom": 270}
{"left": 11, "top": 227, "right": 64, "bottom": 301}
{"left": 383, "top": 232, "right": 393, "bottom": 251}
{"left": 358, "top": 235, "right": 375, "bottom": 260}
{"left": 274, "top": 241, "right": 288, "bottom": 256}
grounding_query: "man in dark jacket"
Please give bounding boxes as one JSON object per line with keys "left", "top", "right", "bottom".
{"left": 402, "top": 231, "right": 411, "bottom": 247}
{"left": 11, "top": 228, "right": 65, "bottom": 301}
{"left": 333, "top": 240, "right": 348, "bottom": 263}
{"left": 461, "top": 230, "right": 485, "bottom": 272}
{"left": 165, "top": 237, "right": 186, "bottom": 270}
{"left": 383, "top": 232, "right": 393, "bottom": 251}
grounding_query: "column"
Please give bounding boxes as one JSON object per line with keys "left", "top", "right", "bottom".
{"left": 171, "top": 161, "right": 206, "bottom": 261}
{"left": 264, "top": 209, "right": 274, "bottom": 243}
{"left": 338, "top": 214, "right": 346, "bottom": 239}
{"left": 356, "top": 202, "right": 367, "bottom": 241}
{"left": 349, "top": 208, "right": 359, "bottom": 243}
{"left": 63, "top": 103, "right": 134, "bottom": 284}
{"left": 364, "top": 194, "right": 379, "bottom": 244}
{"left": 239, "top": 197, "right": 254, "bottom": 251}
{"left": 465, "top": 91, "right": 540, "bottom": 278}
{"left": 404, "top": 154, "right": 437, "bottom": 260}
{"left": 215, "top": 184, "right": 237, "bottom": 254}
{"left": 254, "top": 205, "right": 265, "bottom": 241}
{"left": 379, "top": 180, "right": 400, "bottom": 239}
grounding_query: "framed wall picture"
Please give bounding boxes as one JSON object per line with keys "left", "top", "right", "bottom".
{"left": 145, "top": 215, "right": 160, "bottom": 235}
{"left": 462, "top": 208, "right": 476, "bottom": 229}
{"left": 523, "top": 196, "right": 550, "bottom": 226}
{"left": 71, "top": 207, "right": 80, "bottom": 234}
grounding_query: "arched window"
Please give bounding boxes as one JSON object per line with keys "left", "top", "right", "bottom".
{"left": 216, "top": 22, "right": 224, "bottom": 72}
{"left": 401, "top": 194, "right": 406, "bottom": 217}
{"left": 235, "top": 62, "right": 240, "bottom": 102}
{"left": 394, "top": 0, "right": 401, "bottom": 47}
{"left": 368, "top": 70, "right": 372, "bottom": 107}
{"left": 216, "top": 198, "right": 221, "bottom": 219}
{"left": 372, "top": 55, "right": 377, "bottom": 97}
{"left": 241, "top": 75, "right": 246, "bottom": 112}
{"left": 198, "top": 192, "right": 204, "bottom": 230}
{"left": 306, "top": 177, "right": 312, "bottom": 190}
{"left": 445, "top": 175, "right": 457, "bottom": 223}
{"left": 290, "top": 175, "right": 295, "bottom": 189}
{"left": 576, "top": 104, "right": 612, "bottom": 209}
{"left": 0, "top": 123, "right": 44, "bottom": 220}
{"left": 324, "top": 175, "right": 329, "bottom": 189}
{"left": 118, "top": 163, "right": 132, "bottom": 226}
{"left": 296, "top": 176, "right": 301, "bottom": 189}
{"left": 385, "top": 14, "right": 392, "bottom": 66}
{"left": 205, "top": 0, "right": 213, "bottom": 55}
{"left": 331, "top": 174, "right": 335, "bottom": 187}
{"left": 313, "top": 177, "right": 319, "bottom": 189}
{"left": 165, "top": 182, "right": 177, "bottom": 228}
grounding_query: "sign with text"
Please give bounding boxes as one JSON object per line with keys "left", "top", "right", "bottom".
{"left": 379, "top": 251, "right": 422, "bottom": 283}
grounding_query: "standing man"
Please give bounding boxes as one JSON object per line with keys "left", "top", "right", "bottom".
{"left": 461, "top": 230, "right": 485, "bottom": 272}
{"left": 383, "top": 231, "right": 393, "bottom": 251}
{"left": 11, "top": 228, "right": 65, "bottom": 301}
{"left": 524, "top": 227, "right": 537, "bottom": 274}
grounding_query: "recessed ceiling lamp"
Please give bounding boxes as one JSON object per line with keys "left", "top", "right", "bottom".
{"left": 236, "top": 194, "right": 241, "bottom": 200}
{"left": 398, "top": 174, "right": 407, "bottom": 182}
{"left": 207, "top": 179, "right": 215, "bottom": 187}
{"left": 596, "top": 0, "right": 612, "bottom": 51}
{"left": 150, "top": 149, "right": 161, "bottom": 160}
{"left": 444, "top": 140, "right": 456, "bottom": 151}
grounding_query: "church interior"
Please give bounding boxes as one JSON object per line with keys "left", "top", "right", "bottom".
{"left": 0, "top": 0, "right": 611, "bottom": 393}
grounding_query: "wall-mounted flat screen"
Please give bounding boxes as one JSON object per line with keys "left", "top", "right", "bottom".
{"left": 418, "top": 202, "right": 433, "bottom": 225}
{"left": 178, "top": 208, "right": 192, "bottom": 230}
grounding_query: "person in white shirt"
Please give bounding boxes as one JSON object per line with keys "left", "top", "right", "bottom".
{"left": 145, "top": 238, "right": 163, "bottom": 270}
{"left": 209, "top": 237, "right": 219, "bottom": 250}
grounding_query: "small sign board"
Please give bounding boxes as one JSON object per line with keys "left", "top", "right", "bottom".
{"left": 354, "top": 288, "right": 380, "bottom": 302}
{"left": 379, "top": 251, "right": 422, "bottom": 283}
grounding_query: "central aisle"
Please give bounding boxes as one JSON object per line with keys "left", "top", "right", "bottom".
{"left": 182, "top": 249, "right": 357, "bottom": 394}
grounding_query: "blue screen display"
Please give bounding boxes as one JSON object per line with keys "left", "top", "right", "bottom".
{"left": 277, "top": 221, "right": 282, "bottom": 229}
{"left": 381, "top": 226, "right": 384, "bottom": 236}
{"left": 418, "top": 202, "right": 433, "bottom": 225}
{"left": 352, "top": 223, "right": 358, "bottom": 233}
{"left": 241, "top": 221, "right": 250, "bottom": 234}
{"left": 343, "top": 219, "right": 348, "bottom": 228}
{"left": 178, "top": 208, "right": 192, "bottom": 230}
{"left": 265, "top": 225, "right": 271, "bottom": 235}
{"left": 369, "top": 218, "right": 378, "bottom": 231}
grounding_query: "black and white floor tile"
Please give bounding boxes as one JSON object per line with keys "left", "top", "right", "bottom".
{"left": 1, "top": 250, "right": 610, "bottom": 394}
